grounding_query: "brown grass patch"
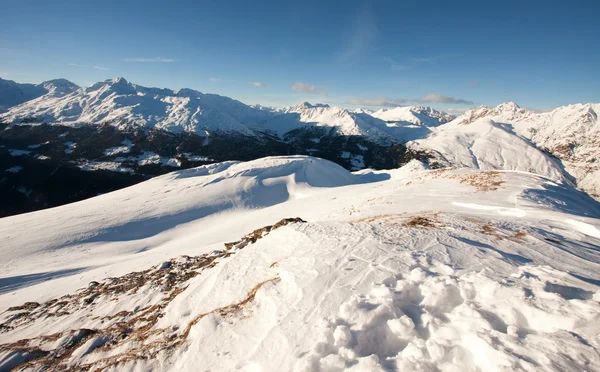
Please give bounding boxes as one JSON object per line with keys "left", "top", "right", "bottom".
{"left": 480, "top": 223, "right": 503, "bottom": 239}
{"left": 512, "top": 231, "right": 527, "bottom": 239}
{"left": 405, "top": 216, "right": 437, "bottom": 228}
{"left": 458, "top": 171, "right": 504, "bottom": 192}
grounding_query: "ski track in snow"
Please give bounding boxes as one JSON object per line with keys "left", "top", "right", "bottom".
{"left": 0, "top": 156, "right": 599, "bottom": 371}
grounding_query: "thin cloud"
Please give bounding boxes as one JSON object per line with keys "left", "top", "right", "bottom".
{"left": 124, "top": 57, "right": 175, "bottom": 63}
{"left": 346, "top": 93, "right": 473, "bottom": 107}
{"left": 68, "top": 63, "right": 109, "bottom": 71}
{"left": 249, "top": 82, "right": 269, "bottom": 88}
{"left": 384, "top": 57, "right": 408, "bottom": 71}
{"left": 339, "top": 5, "right": 380, "bottom": 61}
{"left": 411, "top": 56, "right": 437, "bottom": 63}
{"left": 208, "top": 77, "right": 221, "bottom": 82}
{"left": 292, "top": 82, "right": 326, "bottom": 95}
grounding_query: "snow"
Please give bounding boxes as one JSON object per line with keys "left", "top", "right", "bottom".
{"left": 0, "top": 78, "right": 269, "bottom": 136}
{"left": 8, "top": 149, "right": 31, "bottom": 156}
{"left": 443, "top": 102, "right": 600, "bottom": 198}
{"left": 182, "top": 153, "right": 213, "bottom": 162}
{"left": 0, "top": 156, "right": 599, "bottom": 371}
{"left": 5, "top": 166, "right": 22, "bottom": 173}
{"left": 78, "top": 161, "right": 134, "bottom": 174}
{"left": 103, "top": 139, "right": 133, "bottom": 156}
{"left": 63, "top": 141, "right": 76, "bottom": 154}
{"left": 119, "top": 151, "right": 180, "bottom": 167}
{"left": 412, "top": 118, "right": 566, "bottom": 182}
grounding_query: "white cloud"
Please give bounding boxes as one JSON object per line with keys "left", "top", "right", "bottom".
{"left": 416, "top": 93, "right": 473, "bottom": 105}
{"left": 93, "top": 65, "right": 109, "bottom": 71}
{"left": 68, "top": 63, "right": 85, "bottom": 67}
{"left": 292, "top": 82, "right": 326, "bottom": 95}
{"left": 208, "top": 77, "right": 221, "bottom": 82}
{"left": 249, "top": 81, "right": 268, "bottom": 88}
{"left": 124, "top": 57, "right": 175, "bottom": 63}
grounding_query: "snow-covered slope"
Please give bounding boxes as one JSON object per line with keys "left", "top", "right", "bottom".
{"left": 372, "top": 106, "right": 453, "bottom": 126}
{"left": 412, "top": 117, "right": 566, "bottom": 182}
{"left": 0, "top": 78, "right": 79, "bottom": 113}
{"left": 449, "top": 102, "right": 600, "bottom": 198}
{"left": 1, "top": 156, "right": 600, "bottom": 371}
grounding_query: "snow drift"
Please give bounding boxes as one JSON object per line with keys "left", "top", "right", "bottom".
{"left": 1, "top": 156, "right": 600, "bottom": 371}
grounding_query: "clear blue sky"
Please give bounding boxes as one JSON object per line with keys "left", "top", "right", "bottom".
{"left": 1, "top": 0, "right": 598, "bottom": 112}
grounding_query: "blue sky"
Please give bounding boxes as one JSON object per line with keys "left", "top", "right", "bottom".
{"left": 1, "top": 0, "right": 598, "bottom": 112}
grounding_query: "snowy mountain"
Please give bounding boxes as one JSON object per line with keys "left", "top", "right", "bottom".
{"left": 1, "top": 77, "right": 267, "bottom": 135}
{"left": 1, "top": 156, "right": 599, "bottom": 371}
{"left": 0, "top": 78, "right": 79, "bottom": 113}
{"left": 412, "top": 118, "right": 566, "bottom": 182}
{"left": 0, "top": 79, "right": 453, "bottom": 144}
{"left": 427, "top": 102, "right": 600, "bottom": 198}
{"left": 372, "top": 106, "right": 454, "bottom": 127}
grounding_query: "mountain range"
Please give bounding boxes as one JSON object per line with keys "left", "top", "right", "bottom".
{"left": 0, "top": 77, "right": 599, "bottom": 217}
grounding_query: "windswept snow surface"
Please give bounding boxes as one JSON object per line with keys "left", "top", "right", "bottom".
{"left": 1, "top": 156, "right": 600, "bottom": 371}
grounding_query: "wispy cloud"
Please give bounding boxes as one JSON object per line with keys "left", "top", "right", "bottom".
{"left": 124, "top": 57, "right": 175, "bottom": 63}
{"left": 249, "top": 81, "right": 269, "bottom": 88}
{"left": 68, "top": 63, "right": 109, "bottom": 71}
{"left": 292, "top": 82, "right": 326, "bottom": 95}
{"left": 339, "top": 5, "right": 380, "bottom": 61}
{"left": 411, "top": 56, "right": 437, "bottom": 63}
{"left": 346, "top": 93, "right": 474, "bottom": 107}
{"left": 208, "top": 77, "right": 221, "bottom": 82}
{"left": 384, "top": 57, "right": 408, "bottom": 71}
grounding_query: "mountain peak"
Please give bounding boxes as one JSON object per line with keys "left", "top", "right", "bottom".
{"left": 109, "top": 77, "right": 129, "bottom": 85}
{"left": 496, "top": 101, "right": 522, "bottom": 112}
{"left": 175, "top": 88, "right": 203, "bottom": 98}
{"left": 40, "top": 79, "right": 79, "bottom": 95}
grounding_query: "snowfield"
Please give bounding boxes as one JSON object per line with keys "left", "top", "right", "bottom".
{"left": 1, "top": 156, "right": 600, "bottom": 371}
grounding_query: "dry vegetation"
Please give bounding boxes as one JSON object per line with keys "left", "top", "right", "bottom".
{"left": 352, "top": 211, "right": 443, "bottom": 229}
{"left": 0, "top": 217, "right": 305, "bottom": 371}
{"left": 456, "top": 171, "right": 504, "bottom": 191}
